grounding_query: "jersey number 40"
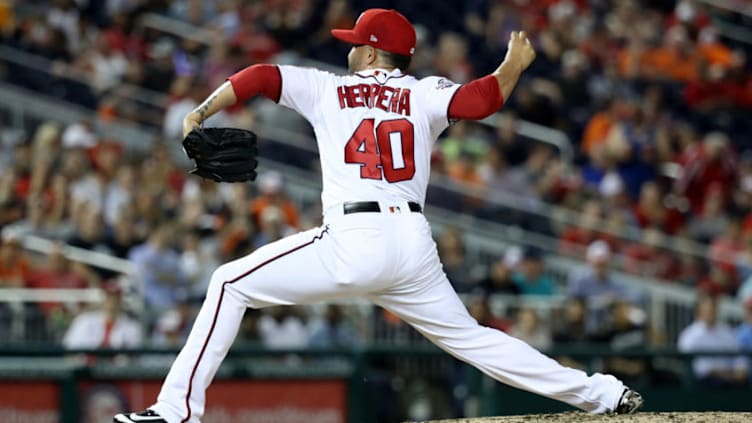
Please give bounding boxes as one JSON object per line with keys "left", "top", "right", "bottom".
{"left": 344, "top": 118, "right": 415, "bottom": 183}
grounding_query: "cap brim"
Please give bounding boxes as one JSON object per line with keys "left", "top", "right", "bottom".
{"left": 331, "top": 29, "right": 367, "bottom": 45}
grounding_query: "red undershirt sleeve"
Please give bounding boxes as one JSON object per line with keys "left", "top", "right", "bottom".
{"left": 227, "top": 64, "right": 282, "bottom": 104}
{"left": 447, "top": 74, "right": 505, "bottom": 121}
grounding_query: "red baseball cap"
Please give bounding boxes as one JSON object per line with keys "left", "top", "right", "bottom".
{"left": 331, "top": 9, "right": 416, "bottom": 56}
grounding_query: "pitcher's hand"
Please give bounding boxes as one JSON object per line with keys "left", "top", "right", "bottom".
{"left": 504, "top": 31, "right": 536, "bottom": 72}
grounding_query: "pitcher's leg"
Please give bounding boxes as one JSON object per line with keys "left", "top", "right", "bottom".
{"left": 372, "top": 272, "right": 624, "bottom": 413}
{"left": 152, "top": 226, "right": 340, "bottom": 423}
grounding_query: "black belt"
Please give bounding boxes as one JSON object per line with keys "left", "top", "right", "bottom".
{"left": 343, "top": 201, "right": 422, "bottom": 214}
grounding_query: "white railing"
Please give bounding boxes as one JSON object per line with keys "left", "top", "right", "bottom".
{"left": 0, "top": 81, "right": 158, "bottom": 152}
{"left": 0, "top": 288, "right": 103, "bottom": 303}
{"left": 0, "top": 233, "right": 138, "bottom": 345}
{"left": 21, "top": 234, "right": 133, "bottom": 275}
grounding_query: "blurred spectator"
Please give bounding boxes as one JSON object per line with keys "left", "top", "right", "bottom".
{"left": 103, "top": 207, "right": 140, "bottom": 259}
{"left": 512, "top": 247, "right": 555, "bottom": 296}
{"left": 673, "top": 236, "right": 705, "bottom": 287}
{"left": 220, "top": 215, "right": 254, "bottom": 261}
{"left": 62, "top": 280, "right": 142, "bottom": 349}
{"left": 102, "top": 162, "right": 135, "bottom": 227}
{"left": 439, "top": 120, "right": 488, "bottom": 166}
{"left": 551, "top": 297, "right": 591, "bottom": 370}
{"left": 151, "top": 301, "right": 193, "bottom": 348}
{"left": 622, "top": 227, "right": 678, "bottom": 280}
{"left": 250, "top": 171, "right": 301, "bottom": 230}
{"left": 446, "top": 150, "right": 484, "bottom": 190}
{"left": 640, "top": 25, "right": 699, "bottom": 83}
{"left": 25, "top": 244, "right": 97, "bottom": 330}
{"left": 253, "top": 205, "right": 294, "bottom": 249}
{"left": 568, "top": 241, "right": 639, "bottom": 333}
{"left": 128, "top": 224, "right": 188, "bottom": 311}
{"left": 237, "top": 308, "right": 262, "bottom": 344}
{"left": 509, "top": 308, "right": 551, "bottom": 350}
{"left": 633, "top": 181, "right": 684, "bottom": 235}
{"left": 0, "top": 231, "right": 29, "bottom": 287}
{"left": 478, "top": 145, "right": 536, "bottom": 206}
{"left": 559, "top": 200, "right": 615, "bottom": 255}
{"left": 737, "top": 298, "right": 752, "bottom": 353}
{"left": 67, "top": 207, "right": 107, "bottom": 251}
{"left": 739, "top": 274, "right": 752, "bottom": 306}
{"left": 467, "top": 296, "right": 510, "bottom": 333}
{"left": 697, "top": 264, "right": 736, "bottom": 297}
{"left": 596, "top": 300, "right": 649, "bottom": 386}
{"left": 0, "top": 165, "right": 24, "bottom": 227}
{"left": 676, "top": 131, "right": 737, "bottom": 215}
{"left": 553, "top": 297, "right": 589, "bottom": 346}
{"left": 74, "top": 33, "right": 128, "bottom": 93}
{"left": 581, "top": 98, "right": 619, "bottom": 159}
{"left": 309, "top": 304, "right": 360, "bottom": 348}
{"left": 592, "top": 300, "right": 647, "bottom": 348}
{"left": 475, "top": 247, "right": 521, "bottom": 296}
{"left": 437, "top": 225, "right": 474, "bottom": 293}
{"left": 179, "top": 229, "right": 219, "bottom": 298}
{"left": 678, "top": 295, "right": 748, "bottom": 387}
{"left": 139, "top": 37, "right": 177, "bottom": 92}
{"left": 493, "top": 112, "right": 527, "bottom": 167}
{"left": 708, "top": 218, "right": 745, "bottom": 288}
{"left": 688, "top": 183, "right": 731, "bottom": 244}
{"left": 433, "top": 32, "right": 472, "bottom": 83}
{"left": 258, "top": 306, "right": 309, "bottom": 350}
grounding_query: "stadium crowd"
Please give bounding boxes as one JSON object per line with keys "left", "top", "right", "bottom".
{"left": 0, "top": 0, "right": 751, "bottom": 398}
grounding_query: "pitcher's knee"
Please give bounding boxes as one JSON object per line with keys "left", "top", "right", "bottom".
{"left": 208, "top": 264, "right": 234, "bottom": 293}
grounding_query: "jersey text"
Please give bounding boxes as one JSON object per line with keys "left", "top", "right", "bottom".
{"left": 336, "top": 84, "right": 411, "bottom": 116}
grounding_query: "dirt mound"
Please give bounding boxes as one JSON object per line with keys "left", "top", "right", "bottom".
{"left": 413, "top": 412, "right": 752, "bottom": 422}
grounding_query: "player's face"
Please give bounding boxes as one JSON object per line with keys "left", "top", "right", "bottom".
{"left": 347, "top": 45, "right": 369, "bottom": 73}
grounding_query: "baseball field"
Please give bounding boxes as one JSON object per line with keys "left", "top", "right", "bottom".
{"left": 415, "top": 412, "right": 752, "bottom": 422}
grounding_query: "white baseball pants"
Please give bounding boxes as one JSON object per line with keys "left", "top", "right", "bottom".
{"left": 151, "top": 202, "right": 624, "bottom": 423}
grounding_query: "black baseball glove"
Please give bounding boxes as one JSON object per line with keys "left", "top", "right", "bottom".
{"left": 182, "top": 127, "right": 258, "bottom": 183}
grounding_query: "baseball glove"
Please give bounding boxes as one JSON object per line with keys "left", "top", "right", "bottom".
{"left": 182, "top": 127, "right": 258, "bottom": 183}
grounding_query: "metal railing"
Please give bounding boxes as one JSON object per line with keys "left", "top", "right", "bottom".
{"left": 0, "top": 233, "right": 138, "bottom": 345}
{"left": 0, "top": 81, "right": 159, "bottom": 151}
{"left": 20, "top": 234, "right": 133, "bottom": 275}
{"left": 699, "top": 0, "right": 752, "bottom": 45}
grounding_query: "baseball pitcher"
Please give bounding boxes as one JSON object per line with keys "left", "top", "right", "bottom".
{"left": 115, "top": 8, "right": 643, "bottom": 423}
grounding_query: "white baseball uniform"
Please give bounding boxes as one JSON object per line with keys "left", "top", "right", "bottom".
{"left": 151, "top": 66, "right": 625, "bottom": 423}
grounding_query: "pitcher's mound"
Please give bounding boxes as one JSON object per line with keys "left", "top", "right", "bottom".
{"left": 413, "top": 412, "right": 752, "bottom": 422}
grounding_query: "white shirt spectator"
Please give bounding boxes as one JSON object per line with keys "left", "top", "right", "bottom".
{"left": 63, "top": 310, "right": 142, "bottom": 349}
{"left": 258, "top": 313, "right": 309, "bottom": 349}
{"left": 677, "top": 320, "right": 748, "bottom": 379}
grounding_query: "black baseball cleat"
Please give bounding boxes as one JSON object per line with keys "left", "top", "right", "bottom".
{"left": 613, "top": 388, "right": 644, "bottom": 414}
{"left": 113, "top": 409, "right": 167, "bottom": 422}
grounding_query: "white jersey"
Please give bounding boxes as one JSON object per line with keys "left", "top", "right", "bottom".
{"left": 277, "top": 66, "right": 461, "bottom": 212}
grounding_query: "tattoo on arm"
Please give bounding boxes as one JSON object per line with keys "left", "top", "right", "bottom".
{"left": 196, "top": 91, "right": 220, "bottom": 124}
